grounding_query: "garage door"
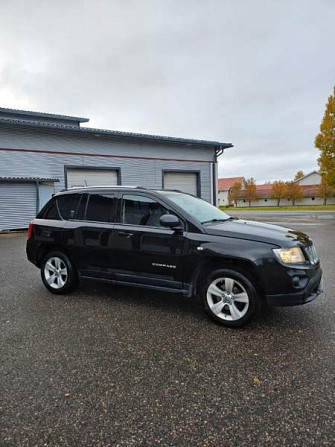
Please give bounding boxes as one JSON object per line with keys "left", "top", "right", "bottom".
{"left": 66, "top": 168, "right": 118, "bottom": 188}
{"left": 0, "top": 182, "right": 36, "bottom": 230}
{"left": 163, "top": 171, "right": 199, "bottom": 196}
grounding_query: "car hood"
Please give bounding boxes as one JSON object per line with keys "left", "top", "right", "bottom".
{"left": 204, "top": 219, "right": 311, "bottom": 247}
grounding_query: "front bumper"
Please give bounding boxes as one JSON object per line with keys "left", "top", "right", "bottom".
{"left": 266, "top": 268, "right": 323, "bottom": 307}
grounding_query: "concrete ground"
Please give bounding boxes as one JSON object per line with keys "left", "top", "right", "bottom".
{"left": 1, "top": 214, "right": 335, "bottom": 446}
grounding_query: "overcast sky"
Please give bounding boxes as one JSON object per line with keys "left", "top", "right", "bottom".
{"left": 0, "top": 0, "right": 334, "bottom": 183}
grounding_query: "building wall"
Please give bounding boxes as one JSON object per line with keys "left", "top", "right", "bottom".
{"left": 218, "top": 190, "right": 229, "bottom": 206}
{"left": 0, "top": 125, "right": 214, "bottom": 204}
{"left": 236, "top": 196, "right": 335, "bottom": 207}
{"left": 297, "top": 172, "right": 321, "bottom": 185}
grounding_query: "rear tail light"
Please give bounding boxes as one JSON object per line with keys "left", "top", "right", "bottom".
{"left": 27, "top": 221, "right": 34, "bottom": 239}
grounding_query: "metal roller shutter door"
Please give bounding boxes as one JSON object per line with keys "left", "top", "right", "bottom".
{"left": 163, "top": 172, "right": 199, "bottom": 196}
{"left": 0, "top": 182, "right": 36, "bottom": 230}
{"left": 66, "top": 168, "right": 118, "bottom": 188}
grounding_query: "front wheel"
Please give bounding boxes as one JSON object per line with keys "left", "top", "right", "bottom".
{"left": 41, "top": 251, "right": 78, "bottom": 294}
{"left": 202, "top": 269, "right": 260, "bottom": 328}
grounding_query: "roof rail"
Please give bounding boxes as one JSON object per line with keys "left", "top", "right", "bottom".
{"left": 61, "top": 185, "right": 148, "bottom": 191}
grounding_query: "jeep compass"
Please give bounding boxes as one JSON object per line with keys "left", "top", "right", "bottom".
{"left": 26, "top": 186, "right": 323, "bottom": 327}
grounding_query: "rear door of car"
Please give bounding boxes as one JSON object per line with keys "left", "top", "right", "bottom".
{"left": 62, "top": 190, "right": 117, "bottom": 277}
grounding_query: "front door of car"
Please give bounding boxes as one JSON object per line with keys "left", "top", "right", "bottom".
{"left": 111, "top": 193, "right": 185, "bottom": 289}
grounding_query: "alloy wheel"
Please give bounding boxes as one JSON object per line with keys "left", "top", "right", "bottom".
{"left": 43, "top": 256, "right": 68, "bottom": 289}
{"left": 206, "top": 276, "right": 249, "bottom": 321}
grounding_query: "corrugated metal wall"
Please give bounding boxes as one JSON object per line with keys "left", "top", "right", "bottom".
{"left": 0, "top": 125, "right": 213, "bottom": 162}
{"left": 0, "top": 124, "right": 214, "bottom": 229}
{"left": 0, "top": 182, "right": 36, "bottom": 230}
{"left": 0, "top": 149, "right": 212, "bottom": 201}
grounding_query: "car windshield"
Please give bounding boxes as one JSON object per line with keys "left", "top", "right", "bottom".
{"left": 159, "top": 191, "right": 231, "bottom": 224}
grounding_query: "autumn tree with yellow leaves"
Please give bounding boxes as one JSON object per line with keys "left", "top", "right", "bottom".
{"left": 286, "top": 181, "right": 303, "bottom": 206}
{"left": 315, "top": 87, "right": 335, "bottom": 188}
{"left": 270, "top": 180, "right": 287, "bottom": 207}
{"left": 243, "top": 178, "right": 258, "bottom": 207}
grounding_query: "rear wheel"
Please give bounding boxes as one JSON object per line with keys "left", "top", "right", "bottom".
{"left": 202, "top": 269, "right": 260, "bottom": 328}
{"left": 41, "top": 251, "right": 78, "bottom": 294}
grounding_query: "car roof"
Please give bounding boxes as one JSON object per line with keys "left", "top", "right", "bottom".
{"left": 57, "top": 186, "right": 183, "bottom": 195}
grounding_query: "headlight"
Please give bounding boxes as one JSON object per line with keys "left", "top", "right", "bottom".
{"left": 273, "top": 247, "right": 306, "bottom": 264}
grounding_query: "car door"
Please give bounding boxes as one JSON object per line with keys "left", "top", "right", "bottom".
{"left": 111, "top": 192, "right": 186, "bottom": 290}
{"left": 63, "top": 191, "right": 117, "bottom": 277}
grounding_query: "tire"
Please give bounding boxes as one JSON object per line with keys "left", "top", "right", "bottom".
{"left": 202, "top": 269, "right": 260, "bottom": 328}
{"left": 41, "top": 251, "right": 78, "bottom": 295}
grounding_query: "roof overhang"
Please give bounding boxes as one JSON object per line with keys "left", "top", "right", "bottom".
{"left": 0, "top": 107, "right": 89, "bottom": 123}
{"left": 0, "top": 176, "right": 59, "bottom": 183}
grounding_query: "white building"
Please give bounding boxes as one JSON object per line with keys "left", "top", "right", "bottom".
{"left": 235, "top": 171, "right": 335, "bottom": 207}
{"left": 217, "top": 177, "right": 244, "bottom": 207}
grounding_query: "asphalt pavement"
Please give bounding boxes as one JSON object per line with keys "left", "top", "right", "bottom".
{"left": 1, "top": 215, "right": 335, "bottom": 446}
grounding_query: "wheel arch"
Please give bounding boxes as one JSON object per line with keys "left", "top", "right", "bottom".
{"left": 193, "top": 257, "right": 265, "bottom": 300}
{"left": 37, "top": 244, "right": 76, "bottom": 268}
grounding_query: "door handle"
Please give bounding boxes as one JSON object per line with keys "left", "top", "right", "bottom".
{"left": 118, "top": 231, "right": 134, "bottom": 238}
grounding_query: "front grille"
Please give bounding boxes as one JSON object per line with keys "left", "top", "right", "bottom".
{"left": 304, "top": 244, "right": 319, "bottom": 265}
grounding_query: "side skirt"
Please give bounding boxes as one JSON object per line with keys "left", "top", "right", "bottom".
{"left": 80, "top": 275, "right": 191, "bottom": 296}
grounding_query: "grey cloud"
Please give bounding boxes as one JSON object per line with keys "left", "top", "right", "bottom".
{"left": 0, "top": 0, "right": 334, "bottom": 182}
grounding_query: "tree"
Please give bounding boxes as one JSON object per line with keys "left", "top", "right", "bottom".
{"left": 294, "top": 170, "right": 304, "bottom": 181}
{"left": 229, "top": 181, "right": 242, "bottom": 207}
{"left": 270, "top": 180, "right": 287, "bottom": 207}
{"left": 286, "top": 181, "right": 303, "bottom": 206}
{"left": 243, "top": 178, "right": 258, "bottom": 207}
{"left": 315, "top": 87, "right": 335, "bottom": 188}
{"left": 318, "top": 176, "right": 334, "bottom": 205}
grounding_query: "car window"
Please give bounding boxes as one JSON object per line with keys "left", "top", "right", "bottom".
{"left": 75, "top": 194, "right": 88, "bottom": 220}
{"left": 44, "top": 199, "right": 61, "bottom": 220}
{"left": 85, "top": 193, "right": 117, "bottom": 223}
{"left": 159, "top": 191, "right": 230, "bottom": 224}
{"left": 57, "top": 194, "right": 80, "bottom": 220}
{"left": 121, "top": 194, "right": 170, "bottom": 227}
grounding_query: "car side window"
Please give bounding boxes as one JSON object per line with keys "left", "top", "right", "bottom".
{"left": 44, "top": 199, "right": 61, "bottom": 220}
{"left": 57, "top": 194, "right": 80, "bottom": 220}
{"left": 121, "top": 194, "right": 170, "bottom": 227}
{"left": 75, "top": 194, "right": 88, "bottom": 220}
{"left": 85, "top": 193, "right": 117, "bottom": 223}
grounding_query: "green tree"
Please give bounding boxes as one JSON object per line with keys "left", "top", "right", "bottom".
{"left": 315, "top": 87, "right": 335, "bottom": 188}
{"left": 318, "top": 176, "right": 334, "bottom": 205}
{"left": 294, "top": 170, "right": 304, "bottom": 181}
{"left": 229, "top": 181, "right": 242, "bottom": 207}
{"left": 270, "top": 180, "right": 287, "bottom": 207}
{"left": 286, "top": 181, "right": 303, "bottom": 206}
{"left": 243, "top": 178, "right": 258, "bottom": 207}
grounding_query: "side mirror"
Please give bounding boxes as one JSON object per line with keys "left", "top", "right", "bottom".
{"left": 159, "top": 214, "right": 182, "bottom": 231}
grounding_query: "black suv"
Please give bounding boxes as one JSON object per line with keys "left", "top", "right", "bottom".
{"left": 26, "top": 186, "right": 323, "bottom": 327}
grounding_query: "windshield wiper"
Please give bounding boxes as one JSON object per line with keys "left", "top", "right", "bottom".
{"left": 201, "top": 217, "right": 233, "bottom": 224}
